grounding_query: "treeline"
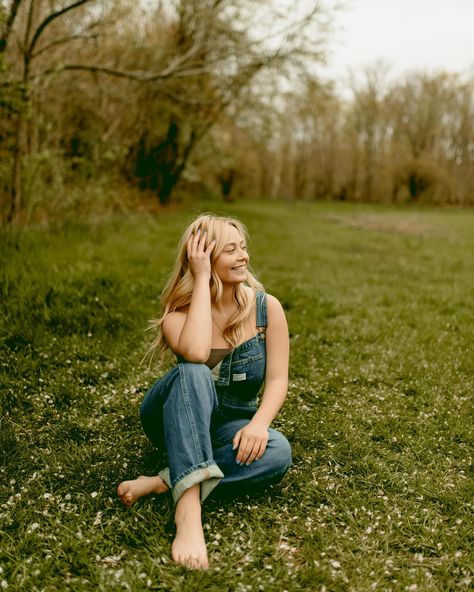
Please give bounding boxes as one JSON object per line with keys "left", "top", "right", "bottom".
{"left": 258, "top": 66, "right": 474, "bottom": 206}
{"left": 1, "top": 1, "right": 473, "bottom": 223}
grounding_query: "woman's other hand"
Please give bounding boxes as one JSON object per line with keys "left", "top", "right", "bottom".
{"left": 233, "top": 420, "right": 269, "bottom": 465}
{"left": 187, "top": 229, "right": 216, "bottom": 280}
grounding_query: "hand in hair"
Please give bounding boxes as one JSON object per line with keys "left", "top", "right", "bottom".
{"left": 187, "top": 229, "right": 216, "bottom": 280}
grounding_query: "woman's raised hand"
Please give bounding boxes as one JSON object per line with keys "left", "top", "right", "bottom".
{"left": 187, "top": 229, "right": 216, "bottom": 280}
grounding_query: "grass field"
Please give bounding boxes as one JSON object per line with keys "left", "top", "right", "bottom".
{"left": 1, "top": 201, "right": 473, "bottom": 591}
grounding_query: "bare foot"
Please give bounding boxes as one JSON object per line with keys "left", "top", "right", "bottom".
{"left": 117, "top": 475, "right": 168, "bottom": 508}
{"left": 172, "top": 485, "right": 208, "bottom": 569}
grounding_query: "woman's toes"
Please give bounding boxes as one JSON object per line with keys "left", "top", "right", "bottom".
{"left": 179, "top": 554, "right": 207, "bottom": 570}
{"left": 117, "top": 482, "right": 134, "bottom": 507}
{"left": 117, "top": 475, "right": 168, "bottom": 508}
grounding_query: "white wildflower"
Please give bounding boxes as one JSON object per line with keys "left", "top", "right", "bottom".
{"left": 28, "top": 523, "right": 40, "bottom": 534}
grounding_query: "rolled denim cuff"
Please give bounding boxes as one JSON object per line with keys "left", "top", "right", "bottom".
{"left": 170, "top": 461, "right": 224, "bottom": 504}
{"left": 158, "top": 467, "right": 171, "bottom": 489}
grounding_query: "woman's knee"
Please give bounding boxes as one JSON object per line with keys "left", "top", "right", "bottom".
{"left": 178, "top": 362, "right": 213, "bottom": 382}
{"left": 174, "top": 363, "right": 217, "bottom": 410}
{"left": 265, "top": 429, "right": 292, "bottom": 473}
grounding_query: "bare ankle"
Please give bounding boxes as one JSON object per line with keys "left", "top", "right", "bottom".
{"left": 175, "top": 485, "right": 201, "bottom": 524}
{"left": 171, "top": 484, "right": 207, "bottom": 569}
{"left": 150, "top": 476, "right": 168, "bottom": 495}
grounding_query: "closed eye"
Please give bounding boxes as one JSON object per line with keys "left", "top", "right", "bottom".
{"left": 224, "top": 243, "right": 247, "bottom": 253}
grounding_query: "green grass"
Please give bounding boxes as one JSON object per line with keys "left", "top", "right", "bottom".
{"left": 1, "top": 201, "right": 473, "bottom": 591}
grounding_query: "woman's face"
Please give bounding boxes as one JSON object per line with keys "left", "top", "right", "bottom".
{"left": 213, "top": 224, "right": 249, "bottom": 284}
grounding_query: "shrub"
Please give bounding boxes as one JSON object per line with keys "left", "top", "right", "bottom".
{"left": 394, "top": 158, "right": 454, "bottom": 204}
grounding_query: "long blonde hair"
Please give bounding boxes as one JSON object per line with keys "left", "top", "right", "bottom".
{"left": 148, "top": 213, "right": 264, "bottom": 361}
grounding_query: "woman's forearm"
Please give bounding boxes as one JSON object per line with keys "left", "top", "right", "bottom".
{"left": 177, "top": 275, "right": 212, "bottom": 362}
{"left": 251, "top": 378, "right": 288, "bottom": 428}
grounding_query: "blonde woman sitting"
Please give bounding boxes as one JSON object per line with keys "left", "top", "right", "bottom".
{"left": 118, "top": 214, "right": 292, "bottom": 569}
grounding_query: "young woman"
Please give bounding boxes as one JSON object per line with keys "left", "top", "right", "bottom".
{"left": 117, "top": 213, "right": 291, "bottom": 569}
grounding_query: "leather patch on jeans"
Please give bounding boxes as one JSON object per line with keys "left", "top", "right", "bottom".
{"left": 232, "top": 373, "right": 246, "bottom": 381}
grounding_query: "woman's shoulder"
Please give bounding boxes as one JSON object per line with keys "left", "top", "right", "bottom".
{"left": 263, "top": 292, "right": 286, "bottom": 322}
{"left": 254, "top": 289, "right": 282, "bottom": 308}
{"left": 246, "top": 287, "right": 284, "bottom": 313}
{"left": 246, "top": 287, "right": 285, "bottom": 324}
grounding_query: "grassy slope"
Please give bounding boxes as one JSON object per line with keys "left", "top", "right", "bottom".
{"left": 0, "top": 201, "right": 473, "bottom": 591}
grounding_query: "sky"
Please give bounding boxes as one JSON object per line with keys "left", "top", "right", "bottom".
{"left": 326, "top": 0, "right": 474, "bottom": 79}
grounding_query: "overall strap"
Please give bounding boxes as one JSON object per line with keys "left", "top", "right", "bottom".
{"left": 256, "top": 291, "right": 268, "bottom": 329}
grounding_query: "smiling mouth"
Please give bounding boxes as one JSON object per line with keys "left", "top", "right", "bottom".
{"left": 232, "top": 265, "right": 247, "bottom": 271}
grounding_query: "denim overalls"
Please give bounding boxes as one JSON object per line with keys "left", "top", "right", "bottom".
{"left": 140, "top": 291, "right": 292, "bottom": 503}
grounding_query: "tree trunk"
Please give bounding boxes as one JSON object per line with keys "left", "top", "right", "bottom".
{"left": 158, "top": 128, "right": 197, "bottom": 205}
{"left": 348, "top": 140, "right": 359, "bottom": 201}
{"left": 7, "top": 113, "right": 24, "bottom": 223}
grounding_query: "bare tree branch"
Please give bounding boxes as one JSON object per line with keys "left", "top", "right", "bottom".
{"left": 37, "top": 63, "right": 155, "bottom": 82}
{"left": 27, "top": 0, "right": 94, "bottom": 58}
{"left": 0, "top": 0, "right": 23, "bottom": 53}
{"left": 31, "top": 33, "right": 98, "bottom": 58}
{"left": 35, "top": 49, "right": 285, "bottom": 84}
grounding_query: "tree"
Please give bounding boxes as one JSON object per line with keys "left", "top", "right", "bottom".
{"left": 114, "top": 0, "right": 333, "bottom": 203}
{"left": 1, "top": 0, "right": 334, "bottom": 218}
{"left": 387, "top": 71, "right": 460, "bottom": 202}
{"left": 1, "top": 0, "right": 97, "bottom": 221}
{"left": 347, "top": 63, "right": 391, "bottom": 202}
